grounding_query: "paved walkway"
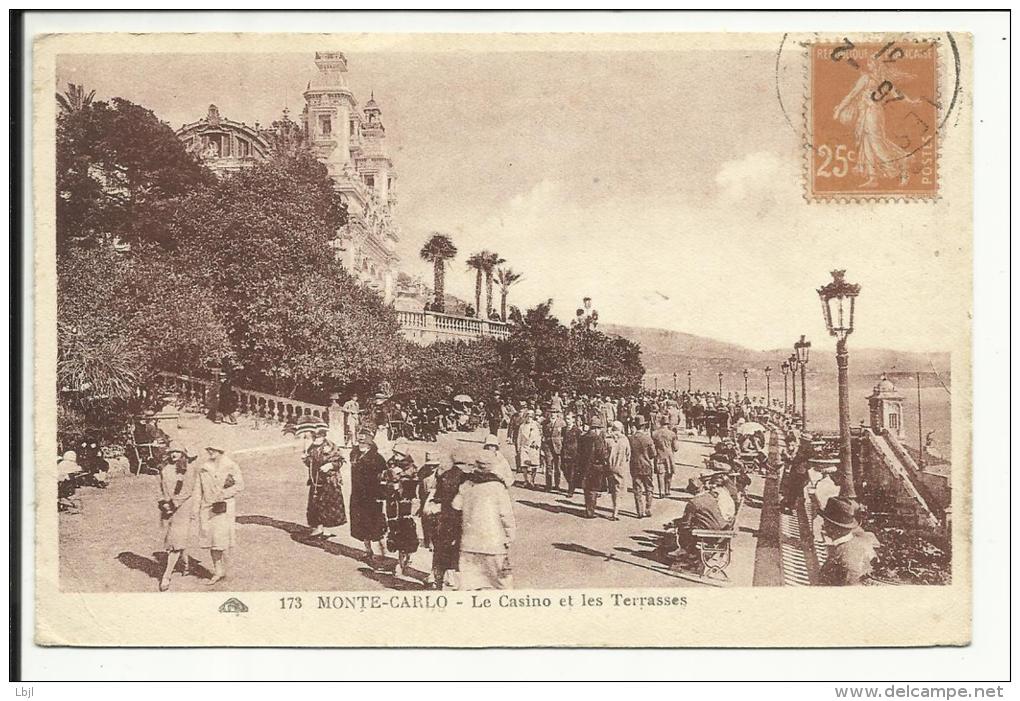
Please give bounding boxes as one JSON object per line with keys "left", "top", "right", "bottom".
{"left": 60, "top": 413, "right": 767, "bottom": 592}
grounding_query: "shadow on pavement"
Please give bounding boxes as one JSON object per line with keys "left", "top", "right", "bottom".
{"left": 552, "top": 542, "right": 693, "bottom": 584}
{"left": 517, "top": 499, "right": 589, "bottom": 519}
{"left": 237, "top": 514, "right": 427, "bottom": 590}
{"left": 116, "top": 551, "right": 213, "bottom": 581}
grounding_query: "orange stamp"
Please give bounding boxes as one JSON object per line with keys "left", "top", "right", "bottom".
{"left": 807, "top": 38, "right": 940, "bottom": 200}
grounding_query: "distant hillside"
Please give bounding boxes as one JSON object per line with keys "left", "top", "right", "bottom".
{"left": 601, "top": 322, "right": 951, "bottom": 385}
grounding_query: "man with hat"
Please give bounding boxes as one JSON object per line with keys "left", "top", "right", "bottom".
{"left": 817, "top": 497, "right": 880, "bottom": 586}
{"left": 628, "top": 415, "right": 656, "bottom": 518}
{"left": 779, "top": 429, "right": 815, "bottom": 514}
{"left": 561, "top": 412, "right": 581, "bottom": 497}
{"left": 543, "top": 408, "right": 566, "bottom": 492}
{"left": 651, "top": 416, "right": 679, "bottom": 498}
{"left": 349, "top": 429, "right": 388, "bottom": 569}
{"left": 342, "top": 394, "right": 361, "bottom": 448}
{"left": 664, "top": 477, "right": 728, "bottom": 564}
{"left": 576, "top": 415, "right": 610, "bottom": 518}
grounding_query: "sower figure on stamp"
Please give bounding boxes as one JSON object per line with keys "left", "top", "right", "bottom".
{"left": 349, "top": 430, "right": 389, "bottom": 569}
{"left": 304, "top": 428, "right": 347, "bottom": 539}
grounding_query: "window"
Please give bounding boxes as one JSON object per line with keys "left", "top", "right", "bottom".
{"left": 350, "top": 120, "right": 356, "bottom": 136}
{"left": 221, "top": 135, "right": 232, "bottom": 157}
{"left": 238, "top": 139, "right": 250, "bottom": 158}
{"left": 364, "top": 174, "right": 375, "bottom": 188}
{"left": 319, "top": 115, "right": 332, "bottom": 136}
{"left": 888, "top": 413, "right": 900, "bottom": 429}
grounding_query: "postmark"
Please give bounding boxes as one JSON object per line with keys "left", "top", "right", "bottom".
{"left": 806, "top": 37, "right": 941, "bottom": 201}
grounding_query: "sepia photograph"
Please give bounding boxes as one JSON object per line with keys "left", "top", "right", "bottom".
{"left": 27, "top": 26, "right": 979, "bottom": 651}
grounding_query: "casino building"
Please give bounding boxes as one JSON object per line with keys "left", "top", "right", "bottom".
{"left": 176, "top": 51, "right": 400, "bottom": 302}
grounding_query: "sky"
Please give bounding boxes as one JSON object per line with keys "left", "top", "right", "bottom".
{"left": 56, "top": 47, "right": 968, "bottom": 353}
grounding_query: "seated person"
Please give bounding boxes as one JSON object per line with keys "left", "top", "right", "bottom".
{"left": 57, "top": 451, "right": 82, "bottom": 511}
{"left": 129, "top": 419, "right": 170, "bottom": 474}
{"left": 76, "top": 436, "right": 110, "bottom": 488}
{"left": 662, "top": 477, "right": 729, "bottom": 562}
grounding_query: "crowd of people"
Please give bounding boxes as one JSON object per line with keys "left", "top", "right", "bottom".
{"left": 61, "top": 380, "right": 881, "bottom": 590}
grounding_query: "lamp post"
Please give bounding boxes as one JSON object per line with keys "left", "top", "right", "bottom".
{"left": 764, "top": 366, "right": 772, "bottom": 406}
{"left": 818, "top": 270, "right": 861, "bottom": 499}
{"left": 781, "top": 361, "right": 789, "bottom": 410}
{"left": 742, "top": 368, "right": 749, "bottom": 398}
{"left": 717, "top": 372, "right": 723, "bottom": 396}
{"left": 673, "top": 372, "right": 677, "bottom": 393}
{"left": 788, "top": 353, "right": 799, "bottom": 422}
{"left": 794, "top": 334, "right": 811, "bottom": 426}
{"left": 687, "top": 370, "right": 692, "bottom": 392}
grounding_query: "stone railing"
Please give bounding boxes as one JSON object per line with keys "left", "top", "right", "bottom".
{"left": 155, "top": 372, "right": 328, "bottom": 425}
{"left": 860, "top": 429, "right": 941, "bottom": 531}
{"left": 397, "top": 310, "right": 512, "bottom": 345}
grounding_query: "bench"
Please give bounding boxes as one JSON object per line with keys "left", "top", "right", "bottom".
{"left": 690, "top": 497, "right": 744, "bottom": 582}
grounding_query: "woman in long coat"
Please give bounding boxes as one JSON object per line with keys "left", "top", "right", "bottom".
{"left": 158, "top": 447, "right": 198, "bottom": 591}
{"left": 348, "top": 431, "right": 388, "bottom": 567}
{"left": 304, "top": 429, "right": 347, "bottom": 538}
{"left": 426, "top": 454, "right": 466, "bottom": 589}
{"left": 382, "top": 440, "right": 420, "bottom": 576}
{"left": 196, "top": 445, "right": 244, "bottom": 585}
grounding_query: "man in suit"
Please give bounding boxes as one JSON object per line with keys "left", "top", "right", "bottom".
{"left": 818, "top": 497, "right": 880, "bottom": 586}
{"left": 666, "top": 477, "right": 728, "bottom": 562}
{"left": 651, "top": 417, "right": 679, "bottom": 498}
{"left": 543, "top": 409, "right": 566, "bottom": 492}
{"left": 628, "top": 415, "right": 656, "bottom": 518}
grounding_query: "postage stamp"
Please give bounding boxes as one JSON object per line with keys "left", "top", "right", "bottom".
{"left": 806, "top": 38, "right": 940, "bottom": 201}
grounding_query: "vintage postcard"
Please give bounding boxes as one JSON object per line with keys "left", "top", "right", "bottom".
{"left": 33, "top": 31, "right": 972, "bottom": 647}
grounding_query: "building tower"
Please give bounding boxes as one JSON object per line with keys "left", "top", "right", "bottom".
{"left": 867, "top": 373, "right": 905, "bottom": 439}
{"left": 301, "top": 51, "right": 400, "bottom": 303}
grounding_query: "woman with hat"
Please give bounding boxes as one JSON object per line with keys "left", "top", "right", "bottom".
{"left": 425, "top": 448, "right": 468, "bottom": 589}
{"left": 304, "top": 428, "right": 347, "bottom": 539}
{"left": 817, "top": 496, "right": 880, "bottom": 586}
{"left": 516, "top": 409, "right": 542, "bottom": 488}
{"left": 158, "top": 447, "right": 198, "bottom": 591}
{"left": 382, "top": 438, "right": 420, "bottom": 576}
{"left": 454, "top": 453, "right": 516, "bottom": 590}
{"left": 196, "top": 444, "right": 244, "bottom": 585}
{"left": 482, "top": 434, "right": 515, "bottom": 488}
{"left": 349, "top": 430, "right": 389, "bottom": 569}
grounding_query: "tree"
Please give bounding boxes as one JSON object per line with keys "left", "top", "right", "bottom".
{"left": 466, "top": 252, "right": 486, "bottom": 319}
{"left": 56, "top": 95, "right": 214, "bottom": 249}
{"left": 56, "top": 97, "right": 213, "bottom": 249}
{"left": 482, "top": 251, "right": 506, "bottom": 318}
{"left": 419, "top": 232, "right": 457, "bottom": 313}
{"left": 495, "top": 267, "right": 523, "bottom": 322}
{"left": 56, "top": 83, "right": 95, "bottom": 114}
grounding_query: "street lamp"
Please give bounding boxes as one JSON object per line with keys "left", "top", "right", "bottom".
{"left": 673, "top": 371, "right": 677, "bottom": 393}
{"left": 687, "top": 370, "right": 692, "bottom": 392}
{"left": 742, "top": 368, "right": 749, "bottom": 398}
{"left": 717, "top": 372, "right": 723, "bottom": 396}
{"left": 788, "top": 353, "right": 799, "bottom": 422}
{"left": 818, "top": 269, "right": 861, "bottom": 499}
{"left": 764, "top": 366, "right": 772, "bottom": 406}
{"left": 781, "top": 361, "right": 789, "bottom": 410}
{"left": 794, "top": 334, "right": 811, "bottom": 426}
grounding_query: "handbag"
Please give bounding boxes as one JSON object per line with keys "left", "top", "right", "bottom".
{"left": 158, "top": 470, "right": 187, "bottom": 519}
{"left": 211, "top": 501, "right": 228, "bottom": 515}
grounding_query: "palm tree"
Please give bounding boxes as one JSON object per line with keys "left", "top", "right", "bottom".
{"left": 419, "top": 233, "right": 457, "bottom": 313}
{"left": 495, "top": 267, "right": 523, "bottom": 322}
{"left": 56, "top": 83, "right": 96, "bottom": 114}
{"left": 465, "top": 252, "right": 486, "bottom": 318}
{"left": 482, "top": 251, "right": 506, "bottom": 319}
